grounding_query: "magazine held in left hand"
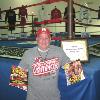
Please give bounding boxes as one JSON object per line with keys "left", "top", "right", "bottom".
{"left": 64, "top": 59, "right": 85, "bottom": 86}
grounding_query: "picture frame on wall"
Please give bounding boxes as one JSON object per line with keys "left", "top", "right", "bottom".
{"left": 61, "top": 39, "right": 88, "bottom": 62}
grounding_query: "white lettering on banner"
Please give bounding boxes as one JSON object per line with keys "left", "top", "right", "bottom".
{"left": 32, "top": 58, "right": 59, "bottom": 76}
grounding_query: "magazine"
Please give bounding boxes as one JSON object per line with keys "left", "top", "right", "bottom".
{"left": 9, "top": 65, "right": 28, "bottom": 91}
{"left": 64, "top": 60, "right": 85, "bottom": 86}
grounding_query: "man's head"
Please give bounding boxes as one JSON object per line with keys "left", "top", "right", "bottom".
{"left": 36, "top": 28, "right": 51, "bottom": 51}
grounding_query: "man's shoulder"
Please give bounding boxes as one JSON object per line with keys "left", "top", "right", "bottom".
{"left": 24, "top": 47, "right": 37, "bottom": 54}
{"left": 50, "top": 45, "right": 63, "bottom": 51}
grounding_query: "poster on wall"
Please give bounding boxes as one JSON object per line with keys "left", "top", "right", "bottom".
{"left": 61, "top": 39, "right": 88, "bottom": 62}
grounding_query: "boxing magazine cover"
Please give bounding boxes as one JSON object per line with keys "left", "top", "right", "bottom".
{"left": 64, "top": 60, "right": 85, "bottom": 86}
{"left": 9, "top": 65, "right": 28, "bottom": 91}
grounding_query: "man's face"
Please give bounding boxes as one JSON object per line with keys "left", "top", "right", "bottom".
{"left": 36, "top": 33, "right": 51, "bottom": 50}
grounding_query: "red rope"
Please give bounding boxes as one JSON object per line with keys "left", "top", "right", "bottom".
{"left": 1, "top": 0, "right": 98, "bottom": 13}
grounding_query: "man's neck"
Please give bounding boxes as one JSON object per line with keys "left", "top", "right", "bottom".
{"left": 38, "top": 47, "right": 49, "bottom": 53}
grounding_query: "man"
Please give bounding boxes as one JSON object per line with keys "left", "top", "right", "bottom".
{"left": 19, "top": 27, "right": 70, "bottom": 100}
{"left": 19, "top": 5, "right": 28, "bottom": 26}
{"left": 0, "top": 8, "right": 2, "bottom": 19}
{"left": 63, "top": 4, "right": 75, "bottom": 33}
{"left": 5, "top": 6, "right": 16, "bottom": 31}
{"left": 98, "top": 6, "right": 100, "bottom": 19}
{"left": 51, "top": 6, "right": 62, "bottom": 19}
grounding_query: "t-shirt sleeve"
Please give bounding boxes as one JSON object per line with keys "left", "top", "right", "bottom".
{"left": 18, "top": 51, "right": 29, "bottom": 70}
{"left": 59, "top": 48, "right": 71, "bottom": 67}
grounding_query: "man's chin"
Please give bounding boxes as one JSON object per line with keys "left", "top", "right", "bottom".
{"left": 40, "top": 46, "right": 49, "bottom": 51}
